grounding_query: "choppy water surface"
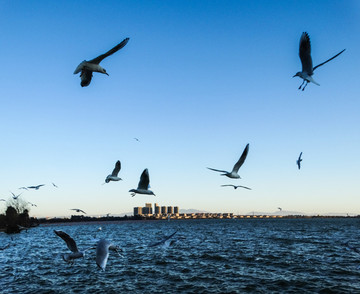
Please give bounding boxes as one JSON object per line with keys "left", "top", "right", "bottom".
{"left": 1, "top": 218, "right": 360, "bottom": 293}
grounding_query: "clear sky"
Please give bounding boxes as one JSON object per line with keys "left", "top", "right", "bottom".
{"left": 0, "top": 1, "right": 359, "bottom": 217}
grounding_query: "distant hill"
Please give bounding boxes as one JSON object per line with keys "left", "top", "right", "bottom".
{"left": 246, "top": 210, "right": 306, "bottom": 216}
{"left": 180, "top": 208, "right": 209, "bottom": 214}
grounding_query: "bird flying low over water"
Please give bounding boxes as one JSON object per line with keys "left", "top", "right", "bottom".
{"left": 293, "top": 32, "right": 345, "bottom": 91}
{"left": 221, "top": 184, "right": 251, "bottom": 190}
{"left": 74, "top": 38, "right": 129, "bottom": 87}
{"left": 129, "top": 168, "right": 155, "bottom": 197}
{"left": 148, "top": 231, "right": 178, "bottom": 248}
{"left": 105, "top": 160, "right": 122, "bottom": 183}
{"left": 207, "top": 143, "right": 249, "bottom": 179}
{"left": 297, "top": 152, "right": 303, "bottom": 170}
{"left": 70, "top": 208, "right": 86, "bottom": 214}
{"left": 54, "top": 230, "right": 95, "bottom": 262}
{"left": 96, "top": 239, "right": 122, "bottom": 271}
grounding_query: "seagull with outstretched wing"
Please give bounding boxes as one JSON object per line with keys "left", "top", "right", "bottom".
{"left": 148, "top": 231, "right": 178, "bottom": 248}
{"left": 70, "top": 208, "right": 86, "bottom": 214}
{"left": 105, "top": 160, "right": 122, "bottom": 183}
{"left": 129, "top": 168, "right": 155, "bottom": 197}
{"left": 297, "top": 152, "right": 303, "bottom": 170}
{"left": 208, "top": 144, "right": 249, "bottom": 179}
{"left": 221, "top": 184, "right": 251, "bottom": 190}
{"left": 293, "top": 32, "right": 345, "bottom": 91}
{"left": 96, "top": 239, "right": 122, "bottom": 271}
{"left": 74, "top": 38, "right": 129, "bottom": 87}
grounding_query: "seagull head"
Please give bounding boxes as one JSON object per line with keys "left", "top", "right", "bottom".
{"left": 101, "top": 68, "right": 109, "bottom": 76}
{"left": 293, "top": 72, "right": 301, "bottom": 78}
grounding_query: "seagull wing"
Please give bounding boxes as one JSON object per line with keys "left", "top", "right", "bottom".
{"left": 89, "top": 38, "right": 130, "bottom": 64}
{"left": 221, "top": 184, "right": 235, "bottom": 187}
{"left": 298, "top": 152, "right": 302, "bottom": 160}
{"left": 207, "top": 167, "right": 228, "bottom": 173}
{"left": 111, "top": 160, "right": 121, "bottom": 177}
{"left": 148, "top": 231, "right": 177, "bottom": 247}
{"left": 232, "top": 143, "right": 249, "bottom": 173}
{"left": 313, "top": 49, "right": 345, "bottom": 71}
{"left": 96, "top": 239, "right": 111, "bottom": 271}
{"left": 299, "top": 32, "right": 313, "bottom": 75}
{"left": 54, "top": 230, "right": 79, "bottom": 253}
{"left": 137, "top": 168, "right": 150, "bottom": 190}
{"left": 236, "top": 185, "right": 252, "bottom": 190}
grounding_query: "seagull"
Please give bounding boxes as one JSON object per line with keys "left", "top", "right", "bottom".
{"left": 293, "top": 32, "right": 345, "bottom": 91}
{"left": 28, "top": 202, "right": 37, "bottom": 207}
{"left": 54, "top": 230, "right": 95, "bottom": 262}
{"left": 105, "top": 160, "right": 122, "bottom": 183}
{"left": 129, "top": 168, "right": 155, "bottom": 197}
{"left": 148, "top": 231, "right": 178, "bottom": 248}
{"left": 278, "top": 207, "right": 282, "bottom": 211}
{"left": 221, "top": 184, "right": 251, "bottom": 190}
{"left": 207, "top": 143, "right": 249, "bottom": 179}
{"left": 74, "top": 38, "right": 130, "bottom": 87}
{"left": 70, "top": 209, "right": 86, "bottom": 214}
{"left": 26, "top": 184, "right": 45, "bottom": 190}
{"left": 10, "top": 191, "right": 22, "bottom": 200}
{"left": 52, "top": 182, "right": 58, "bottom": 188}
{"left": 96, "top": 239, "right": 122, "bottom": 271}
{"left": 297, "top": 152, "right": 303, "bottom": 170}
{"left": 134, "top": 138, "right": 140, "bottom": 142}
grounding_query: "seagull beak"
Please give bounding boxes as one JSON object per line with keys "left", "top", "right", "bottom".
{"left": 292, "top": 74, "right": 296, "bottom": 78}
{"left": 105, "top": 73, "right": 109, "bottom": 76}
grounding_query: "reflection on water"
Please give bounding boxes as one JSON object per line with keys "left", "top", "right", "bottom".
{"left": 1, "top": 219, "right": 360, "bottom": 293}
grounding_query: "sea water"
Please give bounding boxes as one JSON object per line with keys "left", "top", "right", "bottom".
{"left": 0, "top": 218, "right": 359, "bottom": 293}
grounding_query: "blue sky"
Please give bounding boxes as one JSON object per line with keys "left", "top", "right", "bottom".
{"left": 0, "top": 1, "right": 359, "bottom": 217}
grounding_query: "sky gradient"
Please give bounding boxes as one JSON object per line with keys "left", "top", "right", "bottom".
{"left": 1, "top": 1, "right": 359, "bottom": 217}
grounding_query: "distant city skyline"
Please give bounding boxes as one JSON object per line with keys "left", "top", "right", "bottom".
{"left": 1, "top": 1, "right": 359, "bottom": 218}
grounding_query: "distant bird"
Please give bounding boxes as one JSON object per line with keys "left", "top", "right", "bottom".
{"left": 221, "top": 184, "right": 251, "bottom": 190}
{"left": 148, "top": 231, "right": 178, "bottom": 248}
{"left": 278, "top": 207, "right": 282, "bottom": 211}
{"left": 134, "top": 138, "right": 140, "bottom": 142}
{"left": 105, "top": 160, "right": 122, "bottom": 183}
{"left": 129, "top": 168, "right": 155, "bottom": 197}
{"left": 52, "top": 182, "right": 58, "bottom": 188}
{"left": 96, "top": 239, "right": 122, "bottom": 271}
{"left": 10, "top": 191, "right": 22, "bottom": 200}
{"left": 70, "top": 209, "right": 86, "bottom": 214}
{"left": 297, "top": 152, "right": 303, "bottom": 170}
{"left": 207, "top": 143, "right": 249, "bottom": 179}
{"left": 54, "top": 230, "right": 95, "bottom": 262}
{"left": 28, "top": 202, "right": 37, "bottom": 207}
{"left": 293, "top": 32, "right": 345, "bottom": 91}
{"left": 26, "top": 184, "right": 45, "bottom": 190}
{"left": 74, "top": 38, "right": 130, "bottom": 87}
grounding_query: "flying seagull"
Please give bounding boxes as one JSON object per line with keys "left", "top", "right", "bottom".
{"left": 221, "top": 184, "right": 251, "bottom": 190}
{"left": 105, "top": 160, "right": 122, "bottom": 183}
{"left": 148, "top": 231, "right": 178, "bottom": 248}
{"left": 134, "top": 138, "right": 140, "bottom": 142}
{"left": 74, "top": 38, "right": 130, "bottom": 87}
{"left": 52, "top": 182, "right": 58, "bottom": 188}
{"left": 26, "top": 184, "right": 45, "bottom": 190}
{"left": 10, "top": 191, "right": 22, "bottom": 200}
{"left": 278, "top": 207, "right": 282, "bottom": 211}
{"left": 293, "top": 32, "right": 345, "bottom": 91}
{"left": 28, "top": 202, "right": 37, "bottom": 207}
{"left": 297, "top": 152, "right": 303, "bottom": 170}
{"left": 54, "top": 230, "right": 95, "bottom": 262}
{"left": 96, "top": 239, "right": 122, "bottom": 271}
{"left": 129, "top": 168, "right": 155, "bottom": 197}
{"left": 207, "top": 143, "right": 249, "bottom": 179}
{"left": 70, "top": 208, "right": 86, "bottom": 214}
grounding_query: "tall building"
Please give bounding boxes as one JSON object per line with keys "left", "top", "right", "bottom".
{"left": 154, "top": 203, "right": 160, "bottom": 215}
{"left": 174, "top": 206, "right": 179, "bottom": 214}
{"left": 142, "top": 203, "right": 153, "bottom": 215}
{"left": 161, "top": 206, "right": 167, "bottom": 214}
{"left": 167, "top": 206, "right": 173, "bottom": 214}
{"left": 134, "top": 207, "right": 142, "bottom": 216}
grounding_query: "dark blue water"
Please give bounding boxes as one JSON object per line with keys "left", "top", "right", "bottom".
{"left": 1, "top": 218, "right": 359, "bottom": 293}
